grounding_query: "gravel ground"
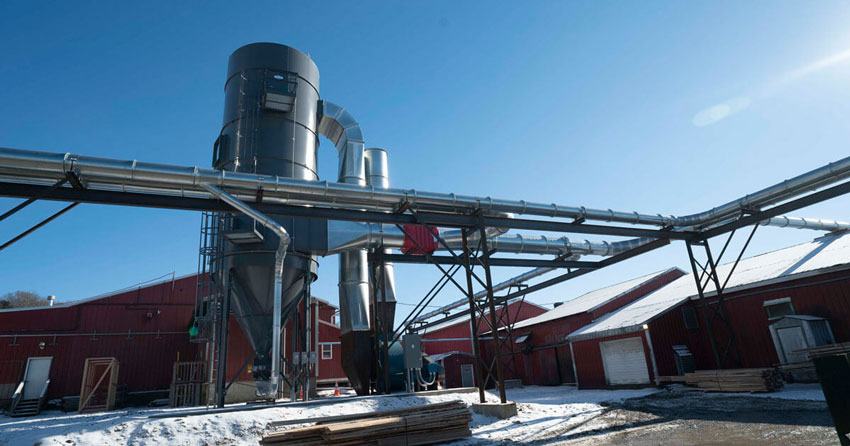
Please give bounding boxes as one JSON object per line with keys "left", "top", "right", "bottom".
{"left": 525, "top": 390, "right": 837, "bottom": 445}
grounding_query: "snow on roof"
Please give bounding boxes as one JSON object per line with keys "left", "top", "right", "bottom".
{"left": 509, "top": 268, "right": 681, "bottom": 331}
{"left": 419, "top": 300, "right": 548, "bottom": 335}
{"left": 568, "top": 232, "right": 850, "bottom": 342}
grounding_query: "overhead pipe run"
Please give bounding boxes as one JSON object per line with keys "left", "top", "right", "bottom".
{"left": 203, "top": 184, "right": 290, "bottom": 398}
{"left": 0, "top": 147, "right": 848, "bottom": 232}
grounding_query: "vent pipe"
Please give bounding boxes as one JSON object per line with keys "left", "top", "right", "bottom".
{"left": 47, "top": 295, "right": 55, "bottom": 307}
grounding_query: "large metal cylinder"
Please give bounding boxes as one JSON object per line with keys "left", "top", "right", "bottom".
{"left": 217, "top": 43, "right": 320, "bottom": 179}
{"left": 216, "top": 43, "right": 319, "bottom": 395}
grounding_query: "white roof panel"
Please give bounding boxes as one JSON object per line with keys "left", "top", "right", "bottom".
{"left": 510, "top": 268, "right": 680, "bottom": 331}
{"left": 569, "top": 233, "right": 850, "bottom": 342}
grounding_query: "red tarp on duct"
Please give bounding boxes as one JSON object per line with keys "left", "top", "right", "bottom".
{"left": 402, "top": 225, "right": 439, "bottom": 255}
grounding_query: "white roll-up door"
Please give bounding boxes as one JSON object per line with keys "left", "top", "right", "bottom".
{"left": 600, "top": 337, "right": 650, "bottom": 385}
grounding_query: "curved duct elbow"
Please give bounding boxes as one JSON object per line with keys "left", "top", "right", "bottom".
{"left": 318, "top": 100, "right": 366, "bottom": 185}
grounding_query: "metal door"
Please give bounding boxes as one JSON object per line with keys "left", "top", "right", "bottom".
{"left": 460, "top": 364, "right": 474, "bottom": 387}
{"left": 777, "top": 326, "right": 809, "bottom": 363}
{"left": 600, "top": 337, "right": 650, "bottom": 385}
{"left": 22, "top": 357, "right": 52, "bottom": 399}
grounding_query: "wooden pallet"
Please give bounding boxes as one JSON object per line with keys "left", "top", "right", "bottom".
{"left": 261, "top": 401, "right": 472, "bottom": 445}
{"left": 682, "top": 368, "right": 782, "bottom": 393}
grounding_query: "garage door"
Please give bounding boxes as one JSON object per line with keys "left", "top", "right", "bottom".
{"left": 600, "top": 337, "right": 649, "bottom": 385}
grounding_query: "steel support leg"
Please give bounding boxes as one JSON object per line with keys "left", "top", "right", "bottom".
{"left": 462, "top": 231, "right": 487, "bottom": 403}
{"left": 215, "top": 282, "right": 232, "bottom": 408}
{"left": 478, "top": 225, "right": 507, "bottom": 404}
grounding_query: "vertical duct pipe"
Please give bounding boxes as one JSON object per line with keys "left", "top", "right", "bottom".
{"left": 203, "top": 184, "right": 291, "bottom": 398}
{"left": 365, "top": 148, "right": 397, "bottom": 328}
{"left": 318, "top": 100, "right": 373, "bottom": 395}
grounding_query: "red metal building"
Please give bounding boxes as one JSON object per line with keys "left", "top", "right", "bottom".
{"left": 419, "top": 300, "right": 546, "bottom": 389}
{"left": 420, "top": 300, "right": 547, "bottom": 356}
{"left": 0, "top": 273, "right": 344, "bottom": 408}
{"left": 567, "top": 233, "right": 850, "bottom": 389}
{"left": 486, "top": 268, "right": 684, "bottom": 386}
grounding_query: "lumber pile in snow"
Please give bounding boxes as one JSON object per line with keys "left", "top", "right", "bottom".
{"left": 791, "top": 341, "right": 850, "bottom": 359}
{"left": 260, "top": 401, "right": 472, "bottom": 445}
{"left": 683, "top": 368, "right": 783, "bottom": 393}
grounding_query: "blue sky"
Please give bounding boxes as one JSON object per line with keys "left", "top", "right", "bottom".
{"left": 1, "top": 1, "right": 849, "bottom": 318}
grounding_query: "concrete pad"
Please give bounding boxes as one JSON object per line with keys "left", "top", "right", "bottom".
{"left": 471, "top": 401, "right": 517, "bottom": 419}
{"left": 503, "top": 379, "right": 523, "bottom": 389}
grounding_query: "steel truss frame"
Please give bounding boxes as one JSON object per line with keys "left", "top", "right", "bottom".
{"left": 2, "top": 175, "right": 850, "bottom": 404}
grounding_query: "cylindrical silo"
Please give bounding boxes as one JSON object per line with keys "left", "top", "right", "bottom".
{"left": 215, "top": 43, "right": 319, "bottom": 396}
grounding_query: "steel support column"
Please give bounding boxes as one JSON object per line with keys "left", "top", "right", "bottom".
{"left": 462, "top": 231, "right": 487, "bottom": 404}
{"left": 479, "top": 225, "right": 508, "bottom": 403}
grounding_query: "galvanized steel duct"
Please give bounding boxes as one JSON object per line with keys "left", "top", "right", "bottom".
{"left": 365, "top": 148, "right": 397, "bottom": 321}
{"left": 317, "top": 101, "right": 370, "bottom": 335}
{"left": 202, "top": 184, "right": 290, "bottom": 398}
{"left": 1, "top": 147, "right": 848, "bottom": 232}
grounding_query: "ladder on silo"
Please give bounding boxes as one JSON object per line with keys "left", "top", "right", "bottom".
{"left": 191, "top": 211, "right": 227, "bottom": 407}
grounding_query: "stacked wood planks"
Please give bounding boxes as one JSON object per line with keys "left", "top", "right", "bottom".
{"left": 791, "top": 341, "right": 850, "bottom": 359}
{"left": 683, "top": 368, "right": 783, "bottom": 393}
{"left": 261, "top": 401, "right": 472, "bottom": 446}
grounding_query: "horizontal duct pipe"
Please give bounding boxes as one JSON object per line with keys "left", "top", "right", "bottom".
{"left": 1, "top": 147, "right": 848, "bottom": 230}
{"left": 326, "top": 221, "right": 655, "bottom": 257}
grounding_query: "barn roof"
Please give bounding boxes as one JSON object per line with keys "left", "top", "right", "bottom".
{"left": 509, "top": 268, "right": 681, "bottom": 331}
{"left": 568, "top": 232, "right": 850, "bottom": 342}
{"left": 419, "top": 299, "right": 548, "bottom": 335}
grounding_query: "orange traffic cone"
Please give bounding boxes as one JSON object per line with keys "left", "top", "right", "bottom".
{"left": 334, "top": 380, "right": 341, "bottom": 396}
{"left": 299, "top": 388, "right": 303, "bottom": 400}
{"left": 437, "top": 380, "right": 442, "bottom": 390}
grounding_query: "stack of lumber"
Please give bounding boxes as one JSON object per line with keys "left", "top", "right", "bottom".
{"left": 261, "top": 401, "right": 472, "bottom": 446}
{"left": 683, "top": 368, "right": 783, "bottom": 393}
{"left": 791, "top": 341, "right": 850, "bottom": 359}
{"left": 776, "top": 360, "right": 816, "bottom": 375}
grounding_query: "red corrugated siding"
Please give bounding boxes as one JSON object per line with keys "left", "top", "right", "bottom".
{"left": 0, "top": 276, "right": 203, "bottom": 399}
{"left": 317, "top": 321, "right": 345, "bottom": 381}
{"left": 684, "top": 269, "right": 850, "bottom": 369}
{"left": 572, "top": 333, "right": 655, "bottom": 389}
{"left": 421, "top": 301, "right": 547, "bottom": 355}
{"left": 481, "top": 270, "right": 683, "bottom": 386}
{"left": 441, "top": 354, "right": 476, "bottom": 388}
{"left": 585, "top": 269, "right": 850, "bottom": 388}
{"left": 0, "top": 274, "right": 344, "bottom": 400}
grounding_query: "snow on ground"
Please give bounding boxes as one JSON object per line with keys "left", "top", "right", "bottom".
{"left": 0, "top": 384, "right": 827, "bottom": 446}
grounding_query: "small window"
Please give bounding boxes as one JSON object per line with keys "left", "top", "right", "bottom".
{"left": 682, "top": 306, "right": 699, "bottom": 330}
{"left": 514, "top": 334, "right": 530, "bottom": 344}
{"left": 321, "top": 344, "right": 332, "bottom": 360}
{"left": 763, "top": 297, "right": 795, "bottom": 320}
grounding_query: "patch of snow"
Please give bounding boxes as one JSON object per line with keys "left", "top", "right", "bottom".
{"left": 0, "top": 386, "right": 658, "bottom": 445}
